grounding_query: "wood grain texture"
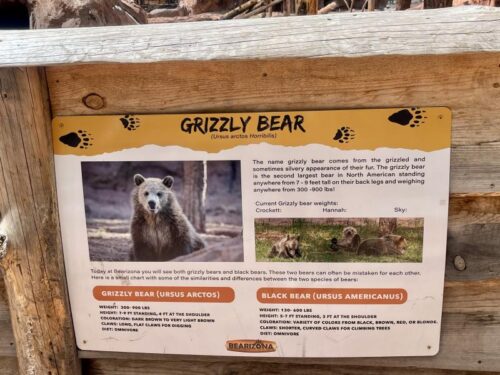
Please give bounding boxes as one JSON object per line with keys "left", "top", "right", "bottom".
{"left": 0, "top": 357, "right": 18, "bottom": 375}
{"left": 46, "top": 53, "right": 500, "bottom": 193}
{"left": 82, "top": 358, "right": 500, "bottom": 375}
{"left": 0, "top": 279, "right": 15, "bottom": 356}
{"left": 447, "top": 194, "right": 500, "bottom": 280}
{"left": 0, "top": 7, "right": 498, "bottom": 67}
{"left": 0, "top": 67, "right": 80, "bottom": 374}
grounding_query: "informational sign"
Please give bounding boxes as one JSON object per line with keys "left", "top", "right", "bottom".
{"left": 53, "top": 107, "right": 451, "bottom": 357}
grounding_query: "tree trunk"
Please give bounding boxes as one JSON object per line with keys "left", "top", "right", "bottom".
{"left": 0, "top": 67, "right": 81, "bottom": 375}
{"left": 396, "top": 0, "right": 411, "bottom": 10}
{"left": 296, "top": 0, "right": 317, "bottom": 13}
{"left": 182, "top": 161, "right": 206, "bottom": 233}
{"left": 307, "top": 0, "right": 318, "bottom": 13}
{"left": 423, "top": 0, "right": 452, "bottom": 8}
{"left": 379, "top": 218, "right": 398, "bottom": 236}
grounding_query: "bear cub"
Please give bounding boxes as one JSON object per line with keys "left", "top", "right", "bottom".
{"left": 130, "top": 174, "right": 205, "bottom": 261}
{"left": 268, "top": 234, "right": 301, "bottom": 259}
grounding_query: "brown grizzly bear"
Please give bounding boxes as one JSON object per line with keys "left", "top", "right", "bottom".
{"left": 129, "top": 174, "right": 205, "bottom": 261}
{"left": 268, "top": 234, "right": 301, "bottom": 259}
{"left": 330, "top": 226, "right": 359, "bottom": 251}
{"left": 356, "top": 234, "right": 407, "bottom": 256}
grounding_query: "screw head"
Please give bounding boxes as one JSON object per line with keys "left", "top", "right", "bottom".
{"left": 453, "top": 255, "right": 466, "bottom": 271}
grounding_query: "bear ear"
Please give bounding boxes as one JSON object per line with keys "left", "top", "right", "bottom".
{"left": 134, "top": 174, "right": 145, "bottom": 186}
{"left": 163, "top": 176, "right": 174, "bottom": 188}
{"left": 286, "top": 234, "right": 290, "bottom": 240}
{"left": 296, "top": 234, "right": 301, "bottom": 241}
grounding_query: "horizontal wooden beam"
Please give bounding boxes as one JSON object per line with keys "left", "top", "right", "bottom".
{"left": 81, "top": 358, "right": 495, "bottom": 375}
{"left": 0, "top": 7, "right": 498, "bottom": 67}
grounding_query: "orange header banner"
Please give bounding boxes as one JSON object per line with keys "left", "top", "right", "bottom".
{"left": 53, "top": 107, "right": 451, "bottom": 156}
{"left": 93, "top": 286, "right": 235, "bottom": 303}
{"left": 257, "top": 288, "right": 407, "bottom": 304}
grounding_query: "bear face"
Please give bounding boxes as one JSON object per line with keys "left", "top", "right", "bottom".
{"left": 267, "top": 234, "right": 301, "bottom": 259}
{"left": 331, "top": 226, "right": 358, "bottom": 251}
{"left": 134, "top": 174, "right": 175, "bottom": 215}
{"left": 382, "top": 234, "right": 408, "bottom": 255}
{"left": 343, "top": 226, "right": 357, "bottom": 239}
{"left": 284, "top": 234, "right": 301, "bottom": 258}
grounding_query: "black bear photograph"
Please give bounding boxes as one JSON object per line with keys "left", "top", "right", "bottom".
{"left": 82, "top": 160, "right": 243, "bottom": 262}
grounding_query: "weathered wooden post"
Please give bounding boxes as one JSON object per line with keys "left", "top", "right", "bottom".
{"left": 0, "top": 67, "right": 80, "bottom": 374}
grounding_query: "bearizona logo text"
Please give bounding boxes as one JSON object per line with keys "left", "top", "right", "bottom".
{"left": 180, "top": 115, "right": 305, "bottom": 134}
{"left": 226, "top": 339, "right": 277, "bottom": 353}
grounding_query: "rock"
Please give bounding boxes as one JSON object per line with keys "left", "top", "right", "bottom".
{"left": 29, "top": 0, "right": 147, "bottom": 29}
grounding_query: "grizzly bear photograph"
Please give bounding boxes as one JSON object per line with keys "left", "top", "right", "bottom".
{"left": 130, "top": 174, "right": 205, "bottom": 261}
{"left": 82, "top": 160, "right": 243, "bottom": 262}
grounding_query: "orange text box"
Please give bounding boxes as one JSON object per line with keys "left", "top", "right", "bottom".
{"left": 257, "top": 288, "right": 407, "bottom": 304}
{"left": 93, "top": 286, "right": 235, "bottom": 303}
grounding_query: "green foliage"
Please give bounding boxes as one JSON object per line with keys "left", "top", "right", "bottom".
{"left": 255, "top": 222, "right": 423, "bottom": 263}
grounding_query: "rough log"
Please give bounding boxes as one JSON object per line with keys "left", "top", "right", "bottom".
{"left": 223, "top": 0, "right": 261, "bottom": 19}
{"left": 0, "top": 67, "right": 80, "bottom": 374}
{"left": 0, "top": 7, "right": 498, "bottom": 66}
{"left": 240, "top": 0, "right": 283, "bottom": 18}
{"left": 81, "top": 357, "right": 500, "bottom": 374}
{"left": 318, "top": 2, "right": 339, "bottom": 13}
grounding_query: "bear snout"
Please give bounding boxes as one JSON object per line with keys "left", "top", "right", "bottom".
{"left": 148, "top": 200, "right": 156, "bottom": 210}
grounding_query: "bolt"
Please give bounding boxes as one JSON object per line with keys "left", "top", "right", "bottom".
{"left": 453, "top": 255, "right": 466, "bottom": 271}
{"left": 82, "top": 93, "right": 105, "bottom": 110}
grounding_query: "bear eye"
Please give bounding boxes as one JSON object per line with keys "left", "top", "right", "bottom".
{"left": 144, "top": 192, "right": 149, "bottom": 197}
{"left": 157, "top": 192, "right": 163, "bottom": 198}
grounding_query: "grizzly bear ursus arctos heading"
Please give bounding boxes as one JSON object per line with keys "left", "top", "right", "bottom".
{"left": 130, "top": 174, "right": 205, "bottom": 261}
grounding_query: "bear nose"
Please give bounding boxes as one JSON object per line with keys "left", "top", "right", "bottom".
{"left": 148, "top": 201, "right": 156, "bottom": 209}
